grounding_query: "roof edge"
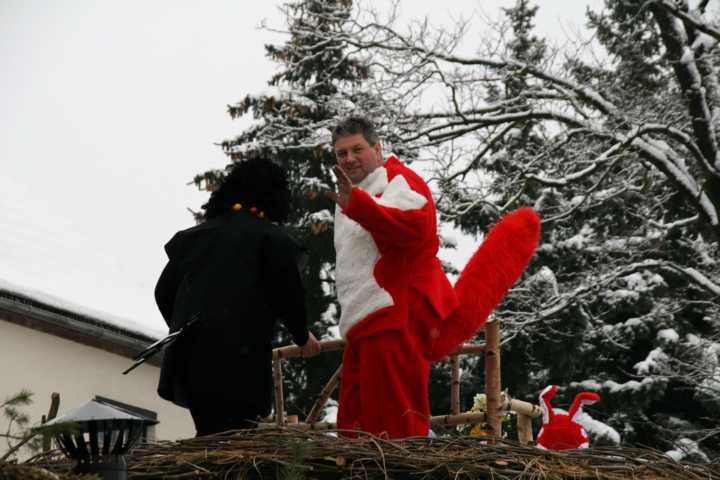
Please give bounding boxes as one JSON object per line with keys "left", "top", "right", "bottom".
{"left": 0, "top": 291, "right": 163, "bottom": 367}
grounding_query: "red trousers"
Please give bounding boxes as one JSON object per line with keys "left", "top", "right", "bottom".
{"left": 336, "top": 328, "right": 430, "bottom": 438}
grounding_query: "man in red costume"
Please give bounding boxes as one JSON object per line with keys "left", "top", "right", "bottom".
{"left": 328, "top": 116, "right": 540, "bottom": 438}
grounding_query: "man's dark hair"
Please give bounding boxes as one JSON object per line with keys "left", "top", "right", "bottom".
{"left": 331, "top": 115, "right": 379, "bottom": 147}
{"left": 201, "top": 156, "right": 290, "bottom": 222}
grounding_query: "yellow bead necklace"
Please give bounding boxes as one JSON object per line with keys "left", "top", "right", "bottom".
{"left": 231, "top": 203, "right": 265, "bottom": 219}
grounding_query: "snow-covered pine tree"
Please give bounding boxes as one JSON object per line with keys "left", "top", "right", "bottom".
{"left": 438, "top": 0, "right": 720, "bottom": 457}
{"left": 329, "top": 0, "right": 720, "bottom": 457}
{"left": 561, "top": 0, "right": 720, "bottom": 459}
{"left": 428, "top": 0, "right": 553, "bottom": 427}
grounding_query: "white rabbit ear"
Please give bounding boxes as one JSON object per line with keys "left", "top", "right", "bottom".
{"left": 539, "top": 385, "right": 557, "bottom": 424}
{"left": 568, "top": 392, "right": 600, "bottom": 422}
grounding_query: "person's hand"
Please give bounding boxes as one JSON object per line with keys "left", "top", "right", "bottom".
{"left": 300, "top": 332, "right": 322, "bottom": 358}
{"left": 325, "top": 165, "right": 353, "bottom": 209}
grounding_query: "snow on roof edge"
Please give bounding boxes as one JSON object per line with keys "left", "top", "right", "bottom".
{"left": 0, "top": 278, "right": 166, "bottom": 340}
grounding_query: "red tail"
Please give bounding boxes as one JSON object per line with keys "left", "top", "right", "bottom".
{"left": 426, "top": 207, "right": 541, "bottom": 362}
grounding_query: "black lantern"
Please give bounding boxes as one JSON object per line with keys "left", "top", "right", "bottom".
{"left": 43, "top": 399, "right": 156, "bottom": 480}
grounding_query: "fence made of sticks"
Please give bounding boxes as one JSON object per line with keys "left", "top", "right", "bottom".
{"left": 266, "top": 320, "right": 543, "bottom": 443}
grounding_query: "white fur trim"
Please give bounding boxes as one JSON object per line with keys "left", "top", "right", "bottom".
{"left": 536, "top": 427, "right": 547, "bottom": 449}
{"left": 334, "top": 166, "right": 426, "bottom": 338}
{"left": 570, "top": 397, "right": 598, "bottom": 422}
{"left": 376, "top": 174, "right": 427, "bottom": 211}
{"left": 539, "top": 385, "right": 554, "bottom": 424}
{"left": 357, "top": 165, "right": 387, "bottom": 196}
{"left": 334, "top": 205, "right": 393, "bottom": 339}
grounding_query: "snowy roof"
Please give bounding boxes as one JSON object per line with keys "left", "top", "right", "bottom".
{"left": 0, "top": 277, "right": 164, "bottom": 362}
{"left": 0, "top": 278, "right": 164, "bottom": 338}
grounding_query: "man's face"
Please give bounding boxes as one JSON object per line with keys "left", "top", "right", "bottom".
{"left": 334, "top": 134, "right": 384, "bottom": 184}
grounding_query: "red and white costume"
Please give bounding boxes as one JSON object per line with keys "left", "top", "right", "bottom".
{"left": 536, "top": 385, "right": 601, "bottom": 450}
{"left": 334, "top": 154, "right": 541, "bottom": 438}
{"left": 334, "top": 155, "right": 456, "bottom": 437}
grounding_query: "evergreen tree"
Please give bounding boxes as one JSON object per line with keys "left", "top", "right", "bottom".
{"left": 437, "top": 0, "right": 720, "bottom": 457}
{"left": 335, "top": 0, "right": 720, "bottom": 456}
{"left": 430, "top": 0, "right": 552, "bottom": 429}
{"left": 558, "top": 0, "right": 720, "bottom": 458}
{"left": 1, "top": 389, "right": 35, "bottom": 461}
{"left": 0, "top": 390, "right": 68, "bottom": 462}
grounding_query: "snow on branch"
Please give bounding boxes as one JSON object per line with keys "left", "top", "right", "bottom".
{"left": 527, "top": 143, "right": 622, "bottom": 187}
{"left": 638, "top": 124, "right": 718, "bottom": 177}
{"left": 628, "top": 259, "right": 720, "bottom": 296}
{"left": 655, "top": 0, "right": 720, "bottom": 45}
{"left": 651, "top": 6, "right": 720, "bottom": 175}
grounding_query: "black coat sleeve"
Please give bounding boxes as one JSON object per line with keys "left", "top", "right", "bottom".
{"left": 262, "top": 231, "right": 309, "bottom": 346}
{"left": 155, "top": 237, "right": 183, "bottom": 329}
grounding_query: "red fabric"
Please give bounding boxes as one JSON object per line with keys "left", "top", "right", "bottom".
{"left": 337, "top": 328, "right": 430, "bottom": 438}
{"left": 568, "top": 392, "right": 601, "bottom": 419}
{"left": 335, "top": 156, "right": 540, "bottom": 438}
{"left": 427, "top": 207, "right": 541, "bottom": 362}
{"left": 536, "top": 384, "right": 600, "bottom": 450}
{"left": 336, "top": 156, "right": 452, "bottom": 438}
{"left": 536, "top": 415, "right": 589, "bottom": 450}
{"left": 341, "top": 156, "right": 458, "bottom": 345}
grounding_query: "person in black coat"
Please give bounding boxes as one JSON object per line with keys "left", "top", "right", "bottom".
{"left": 154, "top": 156, "right": 321, "bottom": 436}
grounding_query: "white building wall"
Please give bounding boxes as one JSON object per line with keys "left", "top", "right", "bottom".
{"left": 0, "top": 318, "right": 195, "bottom": 454}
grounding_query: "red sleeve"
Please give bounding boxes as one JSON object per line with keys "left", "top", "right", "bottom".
{"left": 343, "top": 173, "right": 434, "bottom": 248}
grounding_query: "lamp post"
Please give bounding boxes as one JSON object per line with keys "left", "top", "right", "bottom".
{"left": 43, "top": 399, "right": 155, "bottom": 480}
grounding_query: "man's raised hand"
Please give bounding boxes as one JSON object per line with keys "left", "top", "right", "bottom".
{"left": 325, "top": 165, "right": 353, "bottom": 209}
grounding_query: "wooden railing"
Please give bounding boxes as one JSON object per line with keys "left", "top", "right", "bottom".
{"left": 265, "top": 320, "right": 542, "bottom": 443}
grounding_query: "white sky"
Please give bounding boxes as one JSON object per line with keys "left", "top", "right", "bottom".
{"left": 1, "top": 0, "right": 603, "bottom": 334}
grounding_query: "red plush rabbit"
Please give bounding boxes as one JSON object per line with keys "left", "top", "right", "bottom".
{"left": 536, "top": 385, "right": 600, "bottom": 450}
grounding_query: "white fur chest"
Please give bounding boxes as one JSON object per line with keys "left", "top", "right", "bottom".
{"left": 334, "top": 168, "right": 393, "bottom": 338}
{"left": 333, "top": 165, "right": 427, "bottom": 338}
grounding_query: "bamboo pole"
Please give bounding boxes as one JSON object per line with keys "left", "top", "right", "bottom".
{"left": 41, "top": 392, "right": 60, "bottom": 452}
{"left": 430, "top": 411, "right": 486, "bottom": 427}
{"left": 273, "top": 339, "right": 346, "bottom": 360}
{"left": 272, "top": 339, "right": 486, "bottom": 361}
{"left": 305, "top": 365, "right": 342, "bottom": 424}
{"left": 272, "top": 340, "right": 484, "bottom": 361}
{"left": 450, "top": 355, "right": 460, "bottom": 415}
{"left": 484, "top": 319, "right": 502, "bottom": 439}
{"left": 261, "top": 411, "right": 491, "bottom": 430}
{"left": 268, "top": 339, "right": 492, "bottom": 430}
{"left": 260, "top": 410, "right": 527, "bottom": 432}
{"left": 517, "top": 414, "right": 533, "bottom": 444}
{"left": 451, "top": 343, "right": 485, "bottom": 356}
{"left": 503, "top": 397, "right": 543, "bottom": 418}
{"left": 501, "top": 395, "right": 541, "bottom": 444}
{"left": 273, "top": 358, "right": 284, "bottom": 426}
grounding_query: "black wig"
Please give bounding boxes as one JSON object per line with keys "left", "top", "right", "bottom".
{"left": 201, "top": 157, "right": 290, "bottom": 222}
